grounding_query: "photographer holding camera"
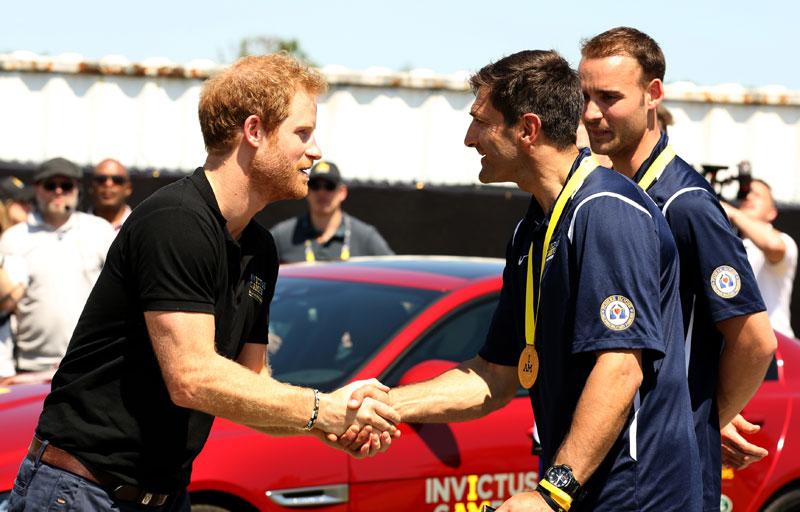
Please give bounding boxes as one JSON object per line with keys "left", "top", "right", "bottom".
{"left": 722, "top": 172, "right": 797, "bottom": 338}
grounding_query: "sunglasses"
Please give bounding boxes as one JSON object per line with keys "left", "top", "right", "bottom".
{"left": 92, "top": 175, "right": 128, "bottom": 186}
{"left": 308, "top": 180, "right": 337, "bottom": 192}
{"left": 41, "top": 180, "right": 76, "bottom": 192}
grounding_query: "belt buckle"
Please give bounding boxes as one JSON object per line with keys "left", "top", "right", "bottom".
{"left": 140, "top": 492, "right": 153, "bottom": 505}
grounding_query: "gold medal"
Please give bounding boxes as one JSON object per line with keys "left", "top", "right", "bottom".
{"left": 517, "top": 345, "right": 538, "bottom": 389}
{"left": 517, "top": 155, "right": 597, "bottom": 391}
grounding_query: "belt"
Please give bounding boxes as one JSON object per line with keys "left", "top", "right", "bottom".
{"left": 27, "top": 436, "right": 170, "bottom": 507}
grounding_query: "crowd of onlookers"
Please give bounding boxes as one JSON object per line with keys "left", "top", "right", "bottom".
{"left": 0, "top": 148, "right": 795, "bottom": 385}
{"left": 0, "top": 157, "right": 131, "bottom": 384}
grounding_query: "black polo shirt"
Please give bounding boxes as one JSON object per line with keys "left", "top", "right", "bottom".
{"left": 36, "top": 168, "right": 276, "bottom": 492}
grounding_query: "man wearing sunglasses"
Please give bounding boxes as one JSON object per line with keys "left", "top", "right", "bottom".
{"left": 0, "top": 157, "right": 114, "bottom": 385}
{"left": 89, "top": 158, "right": 132, "bottom": 231}
{"left": 270, "top": 160, "right": 393, "bottom": 263}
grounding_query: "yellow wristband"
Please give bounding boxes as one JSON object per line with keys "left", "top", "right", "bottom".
{"left": 539, "top": 479, "right": 573, "bottom": 511}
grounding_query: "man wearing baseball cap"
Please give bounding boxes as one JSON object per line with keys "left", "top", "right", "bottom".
{"left": 0, "top": 157, "right": 114, "bottom": 385}
{"left": 270, "top": 160, "right": 393, "bottom": 263}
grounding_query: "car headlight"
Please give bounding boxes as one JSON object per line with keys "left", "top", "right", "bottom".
{"left": 0, "top": 491, "right": 9, "bottom": 512}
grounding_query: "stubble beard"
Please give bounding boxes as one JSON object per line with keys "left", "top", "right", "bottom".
{"left": 36, "top": 194, "right": 77, "bottom": 225}
{"left": 250, "top": 146, "right": 306, "bottom": 202}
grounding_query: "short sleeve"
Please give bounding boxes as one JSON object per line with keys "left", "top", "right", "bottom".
{"left": 366, "top": 227, "right": 394, "bottom": 256}
{"left": 569, "top": 196, "right": 665, "bottom": 356}
{"left": 127, "top": 207, "right": 220, "bottom": 313}
{"left": 666, "top": 190, "right": 765, "bottom": 323}
{"left": 479, "top": 239, "right": 521, "bottom": 366}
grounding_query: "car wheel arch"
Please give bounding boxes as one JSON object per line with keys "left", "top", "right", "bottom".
{"left": 761, "top": 480, "right": 800, "bottom": 512}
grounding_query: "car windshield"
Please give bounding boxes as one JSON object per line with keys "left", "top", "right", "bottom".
{"left": 268, "top": 277, "right": 442, "bottom": 391}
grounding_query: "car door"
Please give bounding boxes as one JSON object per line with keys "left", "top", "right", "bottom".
{"left": 720, "top": 350, "right": 789, "bottom": 512}
{"left": 348, "top": 297, "right": 537, "bottom": 512}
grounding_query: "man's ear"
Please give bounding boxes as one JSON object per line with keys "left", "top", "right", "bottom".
{"left": 645, "top": 78, "right": 664, "bottom": 108}
{"left": 242, "top": 115, "right": 263, "bottom": 148}
{"left": 520, "top": 113, "right": 542, "bottom": 146}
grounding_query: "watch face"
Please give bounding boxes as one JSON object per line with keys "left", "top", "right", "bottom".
{"left": 547, "top": 466, "right": 572, "bottom": 488}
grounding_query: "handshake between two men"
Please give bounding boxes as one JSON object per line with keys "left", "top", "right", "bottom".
{"left": 308, "top": 378, "right": 402, "bottom": 459}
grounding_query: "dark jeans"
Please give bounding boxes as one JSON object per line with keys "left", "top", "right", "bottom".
{"left": 8, "top": 448, "right": 190, "bottom": 512}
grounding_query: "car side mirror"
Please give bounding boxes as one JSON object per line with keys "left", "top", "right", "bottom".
{"left": 398, "top": 359, "right": 459, "bottom": 386}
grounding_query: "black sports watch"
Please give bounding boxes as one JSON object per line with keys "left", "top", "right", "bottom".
{"left": 543, "top": 464, "right": 583, "bottom": 500}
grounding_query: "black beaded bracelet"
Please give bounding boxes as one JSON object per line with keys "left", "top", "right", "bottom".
{"left": 304, "top": 389, "right": 320, "bottom": 430}
{"left": 536, "top": 484, "right": 565, "bottom": 512}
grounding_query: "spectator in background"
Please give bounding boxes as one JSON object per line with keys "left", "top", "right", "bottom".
{"left": 270, "top": 160, "right": 393, "bottom": 263}
{"left": 0, "top": 158, "right": 114, "bottom": 385}
{"left": 0, "top": 176, "right": 32, "bottom": 379}
{"left": 723, "top": 177, "right": 797, "bottom": 337}
{"left": 90, "top": 158, "right": 132, "bottom": 231}
{"left": 0, "top": 176, "right": 33, "bottom": 229}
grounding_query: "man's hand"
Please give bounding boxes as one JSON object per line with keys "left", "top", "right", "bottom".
{"left": 319, "top": 424, "right": 397, "bottom": 458}
{"left": 497, "top": 491, "right": 551, "bottom": 511}
{"left": 316, "top": 379, "right": 401, "bottom": 437}
{"left": 721, "top": 414, "right": 768, "bottom": 469}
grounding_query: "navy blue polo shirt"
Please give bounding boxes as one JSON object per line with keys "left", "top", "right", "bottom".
{"left": 632, "top": 133, "right": 766, "bottom": 511}
{"left": 480, "top": 149, "right": 702, "bottom": 511}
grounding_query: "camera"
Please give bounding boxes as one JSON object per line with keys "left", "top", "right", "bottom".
{"left": 700, "top": 160, "right": 752, "bottom": 203}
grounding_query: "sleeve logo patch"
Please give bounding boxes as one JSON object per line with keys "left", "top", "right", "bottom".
{"left": 600, "top": 295, "right": 635, "bottom": 331}
{"left": 710, "top": 266, "right": 741, "bottom": 299}
{"left": 248, "top": 274, "right": 265, "bottom": 304}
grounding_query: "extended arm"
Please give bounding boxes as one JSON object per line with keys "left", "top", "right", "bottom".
{"left": 145, "top": 310, "right": 399, "bottom": 437}
{"left": 387, "top": 355, "right": 519, "bottom": 423}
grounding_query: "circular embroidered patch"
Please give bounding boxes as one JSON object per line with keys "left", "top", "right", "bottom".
{"left": 600, "top": 295, "right": 635, "bottom": 331}
{"left": 710, "top": 266, "right": 741, "bottom": 299}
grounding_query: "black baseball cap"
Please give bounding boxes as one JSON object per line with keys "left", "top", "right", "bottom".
{"left": 33, "top": 157, "right": 83, "bottom": 182}
{"left": 0, "top": 176, "right": 33, "bottom": 202}
{"left": 308, "top": 161, "right": 342, "bottom": 185}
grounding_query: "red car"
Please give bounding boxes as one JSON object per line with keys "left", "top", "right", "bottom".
{"left": 0, "top": 257, "right": 797, "bottom": 512}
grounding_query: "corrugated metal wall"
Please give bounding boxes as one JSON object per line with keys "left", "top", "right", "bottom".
{"left": 2, "top": 54, "right": 799, "bottom": 202}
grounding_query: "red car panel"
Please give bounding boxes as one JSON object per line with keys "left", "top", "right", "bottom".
{"left": 0, "top": 257, "right": 798, "bottom": 512}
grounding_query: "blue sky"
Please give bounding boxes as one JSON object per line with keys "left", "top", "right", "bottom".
{"left": 3, "top": 0, "right": 797, "bottom": 89}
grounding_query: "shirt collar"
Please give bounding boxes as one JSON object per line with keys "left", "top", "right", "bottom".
{"left": 299, "top": 212, "right": 347, "bottom": 240}
{"left": 28, "top": 210, "right": 78, "bottom": 232}
{"left": 189, "top": 168, "right": 227, "bottom": 226}
{"left": 632, "top": 132, "right": 670, "bottom": 184}
{"left": 526, "top": 147, "right": 593, "bottom": 225}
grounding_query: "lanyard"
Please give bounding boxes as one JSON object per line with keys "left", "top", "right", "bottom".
{"left": 524, "top": 156, "right": 598, "bottom": 347}
{"left": 637, "top": 145, "right": 676, "bottom": 191}
{"left": 304, "top": 215, "right": 352, "bottom": 262}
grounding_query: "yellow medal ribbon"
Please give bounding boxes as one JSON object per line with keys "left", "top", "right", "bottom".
{"left": 519, "top": 155, "right": 599, "bottom": 388}
{"left": 637, "top": 145, "right": 676, "bottom": 191}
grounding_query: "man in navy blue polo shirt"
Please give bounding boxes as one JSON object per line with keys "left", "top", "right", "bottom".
{"left": 580, "top": 27, "right": 777, "bottom": 511}
{"left": 346, "top": 49, "right": 702, "bottom": 511}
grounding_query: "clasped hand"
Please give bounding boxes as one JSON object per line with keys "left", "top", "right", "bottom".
{"left": 313, "top": 378, "right": 401, "bottom": 458}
